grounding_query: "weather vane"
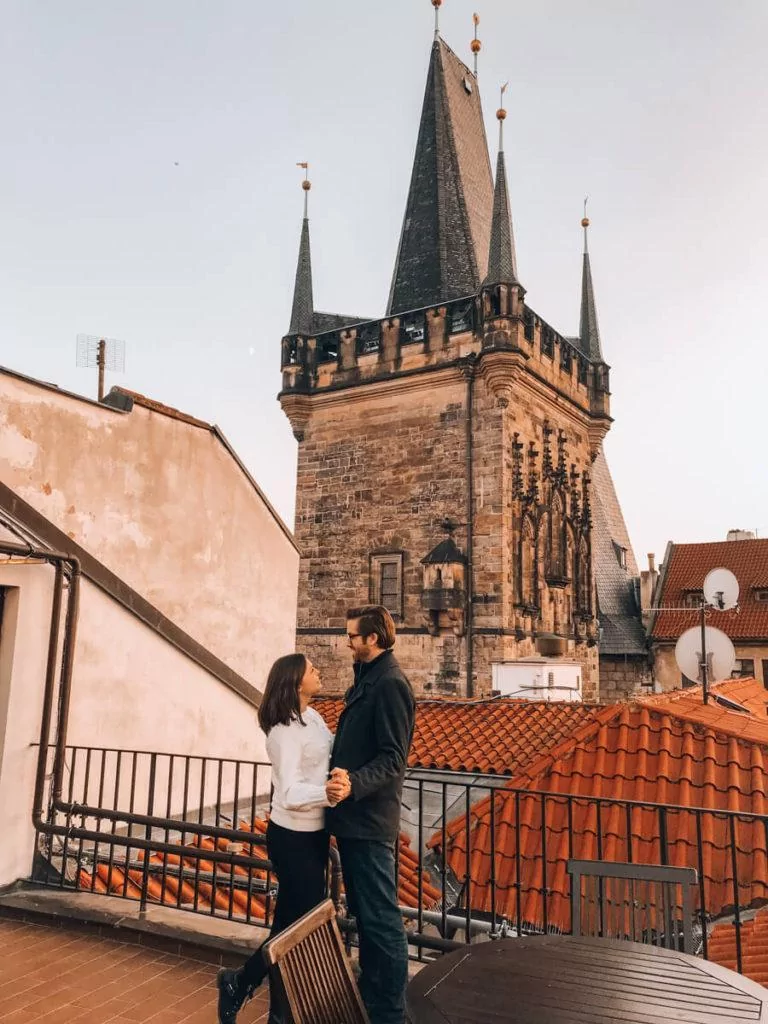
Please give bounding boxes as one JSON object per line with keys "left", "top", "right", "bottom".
{"left": 471, "top": 14, "right": 481, "bottom": 76}
{"left": 582, "top": 196, "right": 590, "bottom": 251}
{"left": 432, "top": 0, "right": 442, "bottom": 39}
{"left": 297, "top": 162, "right": 311, "bottom": 216}
{"left": 497, "top": 82, "right": 508, "bottom": 146}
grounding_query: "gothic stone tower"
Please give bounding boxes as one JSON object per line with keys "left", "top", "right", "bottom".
{"left": 279, "top": 33, "right": 645, "bottom": 699}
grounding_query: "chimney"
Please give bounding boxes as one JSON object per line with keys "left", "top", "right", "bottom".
{"left": 726, "top": 529, "right": 755, "bottom": 542}
{"left": 640, "top": 552, "right": 659, "bottom": 625}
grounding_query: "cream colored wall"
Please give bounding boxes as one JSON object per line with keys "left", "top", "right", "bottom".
{"left": 0, "top": 561, "right": 270, "bottom": 888}
{"left": 653, "top": 644, "right": 768, "bottom": 691}
{"left": 0, "top": 373, "right": 299, "bottom": 685}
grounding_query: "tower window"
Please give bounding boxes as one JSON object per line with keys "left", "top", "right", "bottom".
{"left": 370, "top": 553, "right": 404, "bottom": 619}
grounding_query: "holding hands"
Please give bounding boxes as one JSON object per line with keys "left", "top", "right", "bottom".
{"left": 326, "top": 767, "right": 352, "bottom": 806}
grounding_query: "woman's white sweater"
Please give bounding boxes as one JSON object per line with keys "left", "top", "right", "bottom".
{"left": 266, "top": 707, "right": 333, "bottom": 831}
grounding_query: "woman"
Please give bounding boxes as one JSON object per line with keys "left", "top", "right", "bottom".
{"left": 216, "top": 652, "right": 337, "bottom": 1024}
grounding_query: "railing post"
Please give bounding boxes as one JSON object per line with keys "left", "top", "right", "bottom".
{"left": 139, "top": 753, "right": 157, "bottom": 918}
{"left": 729, "top": 815, "right": 743, "bottom": 974}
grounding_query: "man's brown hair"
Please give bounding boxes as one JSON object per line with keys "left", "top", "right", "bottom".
{"left": 347, "top": 605, "right": 396, "bottom": 650}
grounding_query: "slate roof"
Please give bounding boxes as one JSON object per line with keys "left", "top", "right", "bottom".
{"left": 652, "top": 538, "right": 768, "bottom": 641}
{"left": 484, "top": 147, "right": 519, "bottom": 286}
{"left": 421, "top": 537, "right": 467, "bottom": 565}
{"left": 387, "top": 39, "right": 493, "bottom": 316}
{"left": 579, "top": 238, "right": 603, "bottom": 361}
{"left": 591, "top": 448, "right": 647, "bottom": 656}
{"left": 311, "top": 312, "right": 369, "bottom": 334}
{"left": 288, "top": 217, "right": 313, "bottom": 335}
{"left": 430, "top": 679, "right": 768, "bottom": 933}
{"left": 313, "top": 696, "right": 604, "bottom": 777}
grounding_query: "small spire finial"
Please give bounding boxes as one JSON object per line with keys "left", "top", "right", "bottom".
{"left": 432, "top": 0, "right": 442, "bottom": 39}
{"left": 581, "top": 195, "right": 590, "bottom": 253}
{"left": 471, "top": 13, "right": 481, "bottom": 76}
{"left": 496, "top": 82, "right": 508, "bottom": 149}
{"left": 297, "top": 161, "right": 311, "bottom": 217}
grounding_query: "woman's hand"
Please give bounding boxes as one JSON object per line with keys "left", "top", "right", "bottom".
{"left": 326, "top": 767, "right": 352, "bottom": 804}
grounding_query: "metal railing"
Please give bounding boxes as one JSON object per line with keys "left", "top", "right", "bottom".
{"left": 31, "top": 746, "right": 768, "bottom": 976}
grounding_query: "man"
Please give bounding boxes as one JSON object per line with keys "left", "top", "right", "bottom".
{"left": 325, "top": 605, "right": 415, "bottom": 1024}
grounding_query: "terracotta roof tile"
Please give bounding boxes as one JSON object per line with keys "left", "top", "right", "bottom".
{"left": 431, "top": 695, "right": 768, "bottom": 934}
{"left": 314, "top": 696, "right": 604, "bottom": 777}
{"left": 79, "top": 819, "right": 439, "bottom": 921}
{"left": 652, "top": 539, "right": 768, "bottom": 640}
{"left": 709, "top": 908, "right": 768, "bottom": 988}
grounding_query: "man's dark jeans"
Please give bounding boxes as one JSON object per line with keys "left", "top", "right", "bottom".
{"left": 337, "top": 837, "right": 408, "bottom": 1024}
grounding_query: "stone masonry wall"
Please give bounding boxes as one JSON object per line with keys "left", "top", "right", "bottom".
{"left": 293, "top": 357, "right": 603, "bottom": 697}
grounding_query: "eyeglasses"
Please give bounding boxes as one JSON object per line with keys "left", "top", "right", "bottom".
{"left": 346, "top": 633, "right": 363, "bottom": 642}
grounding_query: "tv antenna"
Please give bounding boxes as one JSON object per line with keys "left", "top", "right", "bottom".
{"left": 76, "top": 334, "right": 126, "bottom": 401}
{"left": 665, "top": 567, "right": 740, "bottom": 705}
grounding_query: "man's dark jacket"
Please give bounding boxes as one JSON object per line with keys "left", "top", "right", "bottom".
{"left": 326, "top": 649, "right": 415, "bottom": 844}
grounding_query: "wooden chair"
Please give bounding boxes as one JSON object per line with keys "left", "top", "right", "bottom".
{"left": 262, "top": 899, "right": 370, "bottom": 1024}
{"left": 567, "top": 859, "right": 698, "bottom": 954}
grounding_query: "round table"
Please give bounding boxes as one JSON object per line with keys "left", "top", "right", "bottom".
{"left": 406, "top": 935, "right": 768, "bottom": 1024}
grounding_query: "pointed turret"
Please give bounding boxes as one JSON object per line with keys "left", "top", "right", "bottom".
{"left": 288, "top": 172, "right": 314, "bottom": 336}
{"left": 387, "top": 36, "right": 494, "bottom": 316}
{"left": 484, "top": 87, "right": 519, "bottom": 287}
{"left": 579, "top": 212, "right": 603, "bottom": 361}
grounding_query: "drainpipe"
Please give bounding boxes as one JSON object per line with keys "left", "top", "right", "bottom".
{"left": 462, "top": 356, "right": 476, "bottom": 698}
{"left": 31, "top": 561, "right": 64, "bottom": 822}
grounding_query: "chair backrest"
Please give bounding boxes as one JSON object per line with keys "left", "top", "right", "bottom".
{"left": 567, "top": 859, "right": 698, "bottom": 954}
{"left": 262, "top": 899, "right": 370, "bottom": 1024}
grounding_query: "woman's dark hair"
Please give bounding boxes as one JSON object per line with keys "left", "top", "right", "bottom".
{"left": 257, "top": 653, "right": 308, "bottom": 735}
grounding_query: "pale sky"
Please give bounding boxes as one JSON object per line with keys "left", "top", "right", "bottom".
{"left": 2, "top": 1, "right": 767, "bottom": 567}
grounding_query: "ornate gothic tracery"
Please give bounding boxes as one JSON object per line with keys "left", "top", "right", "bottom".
{"left": 513, "top": 421, "right": 594, "bottom": 640}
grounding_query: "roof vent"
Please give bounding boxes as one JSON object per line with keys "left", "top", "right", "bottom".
{"left": 712, "top": 693, "right": 750, "bottom": 715}
{"left": 463, "top": 76, "right": 473, "bottom": 94}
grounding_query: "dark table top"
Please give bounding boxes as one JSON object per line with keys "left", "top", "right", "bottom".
{"left": 406, "top": 935, "right": 768, "bottom": 1024}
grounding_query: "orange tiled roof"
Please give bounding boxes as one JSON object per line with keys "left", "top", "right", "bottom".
{"left": 430, "top": 691, "right": 768, "bottom": 933}
{"left": 314, "top": 696, "right": 604, "bottom": 776}
{"left": 652, "top": 539, "right": 768, "bottom": 640}
{"left": 709, "top": 908, "right": 768, "bottom": 988}
{"left": 80, "top": 819, "right": 440, "bottom": 921}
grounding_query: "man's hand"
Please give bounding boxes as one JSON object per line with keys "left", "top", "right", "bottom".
{"left": 326, "top": 767, "right": 352, "bottom": 804}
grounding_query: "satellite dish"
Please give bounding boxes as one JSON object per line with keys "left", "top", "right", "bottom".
{"left": 703, "top": 567, "right": 739, "bottom": 611}
{"left": 675, "top": 626, "right": 735, "bottom": 684}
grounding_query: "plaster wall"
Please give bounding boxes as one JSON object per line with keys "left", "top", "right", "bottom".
{"left": 0, "top": 373, "right": 298, "bottom": 686}
{"left": 0, "top": 560, "right": 268, "bottom": 888}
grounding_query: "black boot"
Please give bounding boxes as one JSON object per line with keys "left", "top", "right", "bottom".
{"left": 216, "top": 968, "right": 250, "bottom": 1024}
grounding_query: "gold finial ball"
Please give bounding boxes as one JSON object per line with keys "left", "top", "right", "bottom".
{"left": 471, "top": 38, "right": 482, "bottom": 53}
{"left": 496, "top": 108, "right": 507, "bottom": 121}
{"left": 581, "top": 216, "right": 590, "bottom": 228}
{"left": 432, "top": 0, "right": 442, "bottom": 7}
{"left": 302, "top": 179, "right": 312, "bottom": 191}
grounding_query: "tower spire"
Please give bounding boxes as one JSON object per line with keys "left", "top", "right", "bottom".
{"left": 579, "top": 199, "right": 603, "bottom": 360}
{"left": 483, "top": 84, "right": 519, "bottom": 287}
{"left": 432, "top": 0, "right": 441, "bottom": 39}
{"left": 288, "top": 164, "right": 314, "bottom": 336}
{"left": 387, "top": 34, "right": 493, "bottom": 315}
